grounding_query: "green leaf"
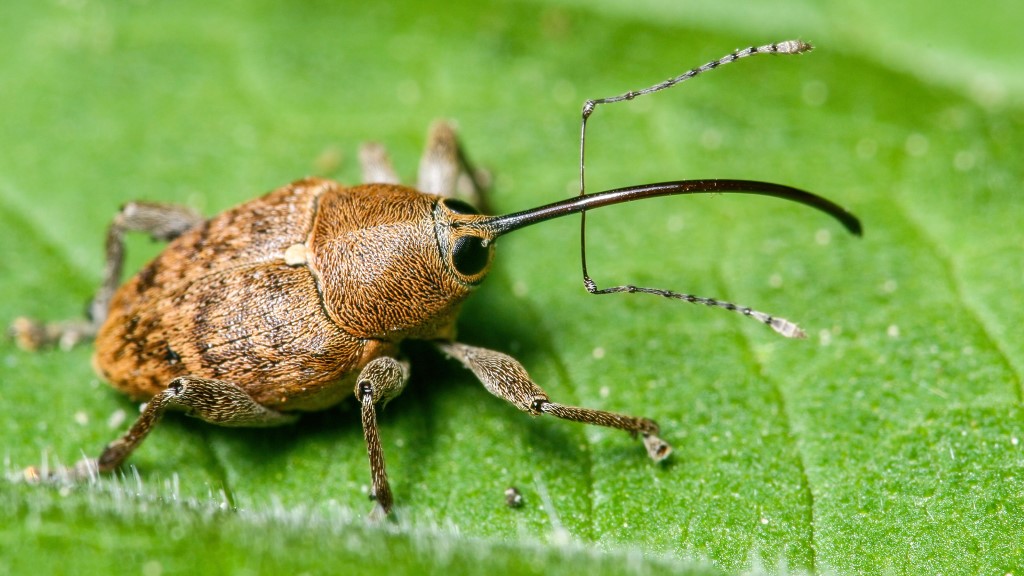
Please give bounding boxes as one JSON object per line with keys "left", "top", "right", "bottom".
{"left": 2, "top": 1, "right": 1021, "bottom": 574}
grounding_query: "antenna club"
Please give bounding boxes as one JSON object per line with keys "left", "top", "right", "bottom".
{"left": 772, "top": 39, "right": 813, "bottom": 54}
{"left": 769, "top": 318, "right": 807, "bottom": 339}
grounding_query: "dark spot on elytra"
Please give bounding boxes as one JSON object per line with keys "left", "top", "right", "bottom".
{"left": 124, "top": 315, "right": 140, "bottom": 336}
{"left": 164, "top": 345, "right": 181, "bottom": 365}
{"left": 135, "top": 263, "right": 158, "bottom": 295}
{"left": 192, "top": 220, "right": 213, "bottom": 252}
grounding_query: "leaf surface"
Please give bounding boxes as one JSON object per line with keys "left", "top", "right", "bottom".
{"left": 2, "top": 1, "right": 1020, "bottom": 574}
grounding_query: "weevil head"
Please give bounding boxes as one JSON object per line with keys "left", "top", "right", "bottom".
{"left": 309, "top": 177, "right": 861, "bottom": 344}
{"left": 309, "top": 184, "right": 496, "bottom": 342}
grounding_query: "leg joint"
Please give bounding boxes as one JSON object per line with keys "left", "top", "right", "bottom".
{"left": 167, "top": 377, "right": 187, "bottom": 395}
{"left": 358, "top": 379, "right": 373, "bottom": 399}
{"left": 529, "top": 396, "right": 549, "bottom": 415}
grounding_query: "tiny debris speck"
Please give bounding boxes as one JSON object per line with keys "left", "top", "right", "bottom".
{"left": 107, "top": 409, "right": 127, "bottom": 430}
{"left": 504, "top": 486, "right": 524, "bottom": 508}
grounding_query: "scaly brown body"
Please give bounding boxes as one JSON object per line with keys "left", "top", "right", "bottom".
{"left": 95, "top": 179, "right": 467, "bottom": 411}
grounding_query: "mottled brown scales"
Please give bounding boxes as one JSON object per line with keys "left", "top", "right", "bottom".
{"left": 95, "top": 179, "right": 447, "bottom": 411}
{"left": 13, "top": 42, "right": 861, "bottom": 518}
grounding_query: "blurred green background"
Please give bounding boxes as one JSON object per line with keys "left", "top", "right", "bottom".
{"left": 2, "top": 1, "right": 1021, "bottom": 574}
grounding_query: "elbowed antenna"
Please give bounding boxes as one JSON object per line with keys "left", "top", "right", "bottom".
{"left": 462, "top": 179, "right": 862, "bottom": 240}
{"left": 455, "top": 179, "right": 861, "bottom": 339}
{"left": 578, "top": 40, "right": 814, "bottom": 195}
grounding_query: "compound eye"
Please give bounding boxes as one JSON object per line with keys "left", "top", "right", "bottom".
{"left": 451, "top": 235, "right": 490, "bottom": 277}
{"left": 443, "top": 198, "right": 479, "bottom": 215}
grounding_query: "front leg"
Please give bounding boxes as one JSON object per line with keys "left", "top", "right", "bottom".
{"left": 354, "top": 357, "right": 409, "bottom": 518}
{"left": 416, "top": 121, "right": 489, "bottom": 211}
{"left": 25, "top": 375, "right": 296, "bottom": 482}
{"left": 436, "top": 341, "right": 672, "bottom": 461}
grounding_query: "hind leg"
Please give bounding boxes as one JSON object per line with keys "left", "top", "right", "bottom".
{"left": 10, "top": 202, "right": 202, "bottom": 350}
{"left": 25, "top": 375, "right": 296, "bottom": 482}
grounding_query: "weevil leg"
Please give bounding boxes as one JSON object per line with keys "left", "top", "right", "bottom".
{"left": 435, "top": 341, "right": 672, "bottom": 462}
{"left": 417, "top": 120, "right": 489, "bottom": 211}
{"left": 416, "top": 121, "right": 460, "bottom": 198}
{"left": 354, "top": 356, "right": 410, "bottom": 518}
{"left": 10, "top": 202, "right": 203, "bottom": 351}
{"left": 24, "top": 375, "right": 296, "bottom": 483}
{"left": 358, "top": 142, "right": 401, "bottom": 185}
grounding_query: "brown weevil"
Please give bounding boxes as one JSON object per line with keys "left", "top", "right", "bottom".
{"left": 11, "top": 40, "right": 860, "bottom": 516}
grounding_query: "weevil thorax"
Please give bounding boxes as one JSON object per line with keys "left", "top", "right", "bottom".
{"left": 309, "top": 184, "right": 494, "bottom": 342}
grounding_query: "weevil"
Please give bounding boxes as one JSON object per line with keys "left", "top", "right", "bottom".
{"left": 11, "top": 40, "right": 860, "bottom": 516}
